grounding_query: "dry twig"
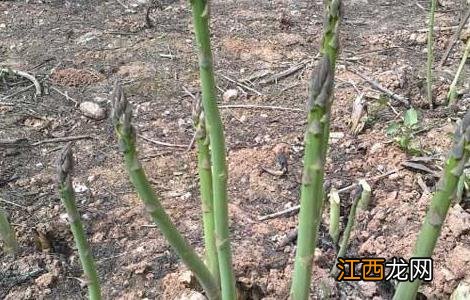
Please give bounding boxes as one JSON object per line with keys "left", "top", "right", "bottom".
{"left": 258, "top": 168, "right": 400, "bottom": 221}
{"left": 0, "top": 68, "right": 42, "bottom": 96}
{"left": 218, "top": 73, "right": 263, "bottom": 96}
{"left": 348, "top": 68, "right": 410, "bottom": 106}
{"left": 138, "top": 134, "right": 188, "bottom": 149}
{"left": 32, "top": 135, "right": 92, "bottom": 146}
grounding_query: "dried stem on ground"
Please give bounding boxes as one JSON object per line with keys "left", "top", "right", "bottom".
{"left": 0, "top": 68, "right": 42, "bottom": 96}
{"left": 393, "top": 110, "right": 470, "bottom": 300}
{"left": 56, "top": 143, "right": 101, "bottom": 300}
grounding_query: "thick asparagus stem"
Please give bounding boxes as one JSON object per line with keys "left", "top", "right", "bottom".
{"left": 447, "top": 38, "right": 470, "bottom": 106}
{"left": 393, "top": 110, "right": 470, "bottom": 300}
{"left": 189, "top": 1, "right": 237, "bottom": 299}
{"left": 57, "top": 143, "right": 101, "bottom": 300}
{"left": 192, "top": 98, "right": 220, "bottom": 285}
{"left": 357, "top": 179, "right": 371, "bottom": 210}
{"left": 111, "top": 84, "right": 220, "bottom": 300}
{"left": 290, "top": 1, "right": 342, "bottom": 298}
{"left": 0, "top": 207, "right": 18, "bottom": 254}
{"left": 426, "top": 0, "right": 437, "bottom": 107}
{"left": 328, "top": 189, "right": 341, "bottom": 244}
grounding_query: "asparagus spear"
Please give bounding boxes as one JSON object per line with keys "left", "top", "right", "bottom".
{"left": 328, "top": 189, "right": 341, "bottom": 244}
{"left": 189, "top": 1, "right": 237, "bottom": 298}
{"left": 331, "top": 186, "right": 362, "bottom": 276}
{"left": 357, "top": 179, "right": 371, "bottom": 210}
{"left": 111, "top": 83, "right": 220, "bottom": 300}
{"left": 393, "top": 110, "right": 470, "bottom": 299}
{"left": 290, "top": 1, "right": 342, "bottom": 298}
{"left": 57, "top": 143, "right": 101, "bottom": 300}
{"left": 192, "top": 97, "right": 220, "bottom": 285}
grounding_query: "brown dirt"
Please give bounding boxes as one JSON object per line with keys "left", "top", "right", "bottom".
{"left": 1, "top": 0, "right": 470, "bottom": 299}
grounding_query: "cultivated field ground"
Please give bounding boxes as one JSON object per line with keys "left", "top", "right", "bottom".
{"left": 1, "top": 0, "right": 469, "bottom": 299}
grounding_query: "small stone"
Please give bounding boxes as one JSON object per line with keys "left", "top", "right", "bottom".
{"left": 75, "top": 31, "right": 99, "bottom": 45}
{"left": 450, "top": 279, "right": 470, "bottom": 299}
{"left": 416, "top": 34, "right": 427, "bottom": 44}
{"left": 313, "top": 248, "right": 322, "bottom": 262}
{"left": 446, "top": 204, "right": 470, "bottom": 237}
{"left": 177, "top": 291, "right": 206, "bottom": 300}
{"left": 178, "top": 271, "right": 193, "bottom": 284}
{"left": 370, "top": 142, "right": 383, "bottom": 154}
{"left": 79, "top": 101, "right": 106, "bottom": 120}
{"left": 223, "top": 89, "right": 238, "bottom": 102}
{"left": 35, "top": 273, "right": 56, "bottom": 288}
{"left": 87, "top": 174, "right": 96, "bottom": 182}
{"left": 72, "top": 181, "right": 89, "bottom": 193}
{"left": 178, "top": 118, "right": 185, "bottom": 127}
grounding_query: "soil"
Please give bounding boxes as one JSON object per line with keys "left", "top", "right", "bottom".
{"left": 1, "top": 0, "right": 470, "bottom": 299}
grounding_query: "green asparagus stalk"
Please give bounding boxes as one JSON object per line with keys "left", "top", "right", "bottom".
{"left": 192, "top": 98, "right": 220, "bottom": 285}
{"left": 357, "top": 179, "right": 371, "bottom": 210}
{"left": 189, "top": 1, "right": 237, "bottom": 298}
{"left": 426, "top": 0, "right": 437, "bottom": 107}
{"left": 334, "top": 186, "right": 362, "bottom": 269}
{"left": 393, "top": 110, "right": 470, "bottom": 300}
{"left": 290, "top": 1, "right": 342, "bottom": 298}
{"left": 0, "top": 207, "right": 18, "bottom": 254}
{"left": 57, "top": 143, "right": 101, "bottom": 300}
{"left": 328, "top": 189, "right": 341, "bottom": 244}
{"left": 111, "top": 84, "right": 220, "bottom": 300}
{"left": 456, "top": 173, "right": 465, "bottom": 203}
{"left": 447, "top": 38, "right": 470, "bottom": 106}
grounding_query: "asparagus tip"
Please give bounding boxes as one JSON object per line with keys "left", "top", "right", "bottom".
{"left": 112, "top": 81, "right": 132, "bottom": 134}
{"left": 57, "top": 142, "right": 73, "bottom": 185}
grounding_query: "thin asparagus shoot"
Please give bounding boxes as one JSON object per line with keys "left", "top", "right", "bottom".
{"left": 393, "top": 110, "right": 470, "bottom": 300}
{"left": 290, "top": 1, "right": 342, "bottom": 298}
{"left": 192, "top": 97, "right": 220, "bottom": 285}
{"left": 332, "top": 186, "right": 362, "bottom": 276}
{"left": 0, "top": 207, "right": 18, "bottom": 255}
{"left": 111, "top": 83, "right": 220, "bottom": 300}
{"left": 426, "top": 0, "right": 438, "bottom": 107}
{"left": 357, "top": 179, "right": 371, "bottom": 210}
{"left": 189, "top": 1, "right": 237, "bottom": 298}
{"left": 447, "top": 38, "right": 470, "bottom": 106}
{"left": 57, "top": 143, "right": 101, "bottom": 300}
{"left": 328, "top": 189, "right": 341, "bottom": 244}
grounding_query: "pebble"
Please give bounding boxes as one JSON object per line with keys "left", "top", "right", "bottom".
{"left": 223, "top": 89, "right": 238, "bottom": 102}
{"left": 35, "top": 273, "right": 56, "bottom": 288}
{"left": 79, "top": 101, "right": 106, "bottom": 120}
{"left": 177, "top": 292, "right": 206, "bottom": 300}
